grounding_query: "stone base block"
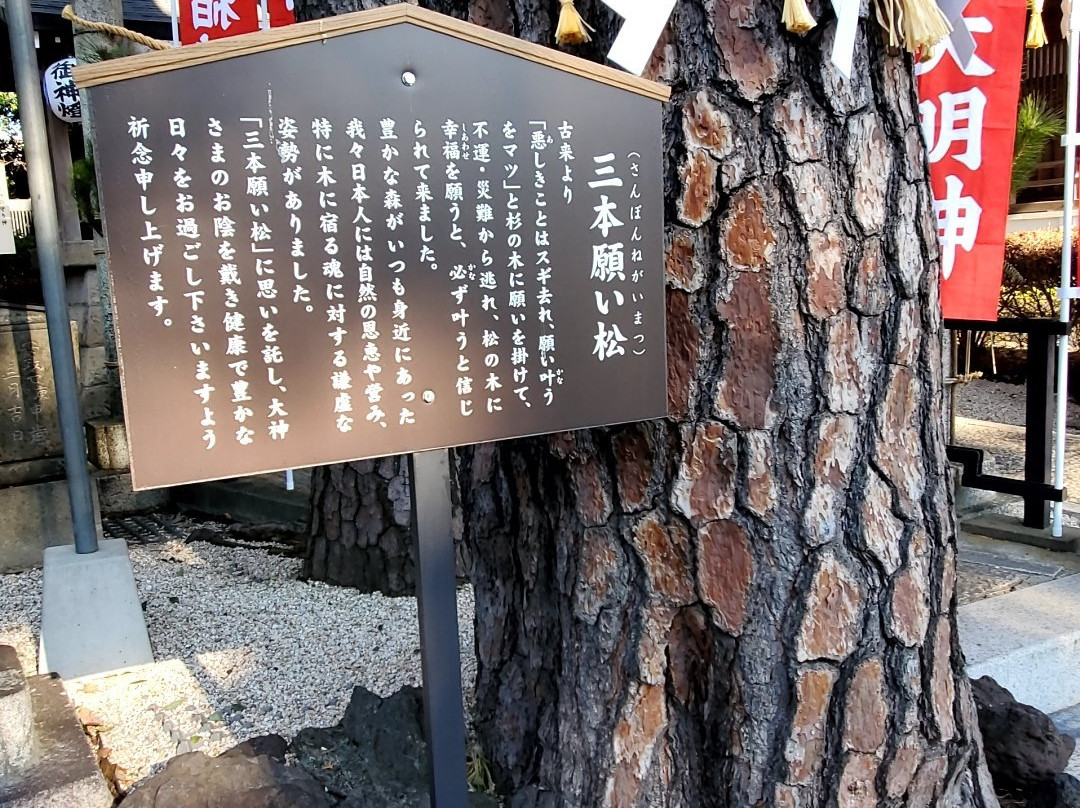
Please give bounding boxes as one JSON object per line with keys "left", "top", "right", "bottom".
{"left": 94, "top": 470, "right": 170, "bottom": 515}
{"left": 79, "top": 385, "right": 114, "bottom": 423}
{"left": 0, "top": 458, "right": 65, "bottom": 488}
{"left": 962, "top": 514, "right": 1080, "bottom": 552}
{"left": 40, "top": 539, "right": 154, "bottom": 679}
{"left": 0, "top": 481, "right": 83, "bottom": 573}
{"left": 0, "top": 646, "right": 36, "bottom": 778}
{"left": 79, "top": 346, "right": 109, "bottom": 389}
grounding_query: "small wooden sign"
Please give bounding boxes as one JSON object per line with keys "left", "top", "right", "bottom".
{"left": 0, "top": 206, "right": 16, "bottom": 255}
{"left": 77, "top": 5, "right": 670, "bottom": 490}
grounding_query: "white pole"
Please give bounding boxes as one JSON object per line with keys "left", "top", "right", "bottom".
{"left": 1053, "top": 4, "right": 1080, "bottom": 537}
{"left": 171, "top": 0, "right": 179, "bottom": 47}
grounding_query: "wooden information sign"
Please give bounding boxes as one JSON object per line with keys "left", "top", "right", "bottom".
{"left": 76, "top": 5, "right": 670, "bottom": 491}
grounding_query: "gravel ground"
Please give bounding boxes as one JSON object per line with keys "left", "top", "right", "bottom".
{"left": 953, "top": 378, "right": 1080, "bottom": 504}
{"left": 0, "top": 567, "right": 40, "bottom": 677}
{"left": 955, "top": 378, "right": 1080, "bottom": 429}
{"left": 69, "top": 659, "right": 225, "bottom": 788}
{"left": 0, "top": 530, "right": 477, "bottom": 790}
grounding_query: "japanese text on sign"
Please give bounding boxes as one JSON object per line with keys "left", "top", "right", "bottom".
{"left": 125, "top": 111, "right": 655, "bottom": 444}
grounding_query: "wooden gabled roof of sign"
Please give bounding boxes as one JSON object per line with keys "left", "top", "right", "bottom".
{"left": 72, "top": 3, "right": 670, "bottom": 101}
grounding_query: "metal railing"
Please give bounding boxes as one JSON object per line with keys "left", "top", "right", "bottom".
{"left": 947, "top": 318, "right": 1069, "bottom": 530}
{"left": 7, "top": 199, "right": 31, "bottom": 237}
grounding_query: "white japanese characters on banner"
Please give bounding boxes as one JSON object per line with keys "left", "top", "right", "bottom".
{"left": 916, "top": 0, "right": 1025, "bottom": 320}
{"left": 178, "top": 0, "right": 259, "bottom": 44}
{"left": 177, "top": 0, "right": 293, "bottom": 45}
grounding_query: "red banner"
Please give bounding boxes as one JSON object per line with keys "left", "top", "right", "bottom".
{"left": 178, "top": 0, "right": 260, "bottom": 44}
{"left": 917, "top": 0, "right": 1026, "bottom": 321}
{"left": 177, "top": 0, "right": 293, "bottom": 45}
{"left": 267, "top": 0, "right": 295, "bottom": 28}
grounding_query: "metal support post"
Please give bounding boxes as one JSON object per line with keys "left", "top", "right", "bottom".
{"left": 408, "top": 449, "right": 468, "bottom": 808}
{"left": 1025, "top": 332, "right": 1056, "bottom": 528}
{"left": 945, "top": 319, "right": 1067, "bottom": 514}
{"left": 7, "top": 0, "right": 99, "bottom": 554}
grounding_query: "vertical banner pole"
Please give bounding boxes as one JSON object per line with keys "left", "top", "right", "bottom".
{"left": 171, "top": 0, "right": 179, "bottom": 47}
{"left": 1053, "top": 5, "right": 1080, "bottom": 537}
{"left": 408, "top": 449, "right": 469, "bottom": 808}
{"left": 8, "top": 0, "right": 99, "bottom": 554}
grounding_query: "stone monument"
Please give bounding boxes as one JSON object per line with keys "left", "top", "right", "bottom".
{"left": 0, "top": 306, "right": 79, "bottom": 570}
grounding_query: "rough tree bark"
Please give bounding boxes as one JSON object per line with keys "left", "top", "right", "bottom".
{"left": 305, "top": 455, "right": 417, "bottom": 594}
{"left": 305, "top": 449, "right": 469, "bottom": 595}
{"left": 298, "top": 0, "right": 999, "bottom": 806}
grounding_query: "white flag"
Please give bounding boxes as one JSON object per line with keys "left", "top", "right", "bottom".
{"left": 599, "top": 0, "right": 678, "bottom": 76}
{"left": 830, "top": 0, "right": 860, "bottom": 78}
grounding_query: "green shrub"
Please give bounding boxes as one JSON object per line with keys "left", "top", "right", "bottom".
{"left": 1000, "top": 227, "right": 1077, "bottom": 322}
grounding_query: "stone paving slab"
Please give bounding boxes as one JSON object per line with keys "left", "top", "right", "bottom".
{"left": 0, "top": 673, "right": 113, "bottom": 808}
{"left": 959, "top": 573, "right": 1080, "bottom": 713}
{"left": 957, "top": 531, "right": 1080, "bottom": 606}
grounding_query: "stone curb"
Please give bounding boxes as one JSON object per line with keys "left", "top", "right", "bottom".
{"left": 0, "top": 672, "right": 112, "bottom": 808}
{"left": 960, "top": 573, "right": 1080, "bottom": 714}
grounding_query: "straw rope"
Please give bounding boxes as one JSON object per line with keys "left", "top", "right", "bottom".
{"left": 61, "top": 5, "right": 173, "bottom": 51}
{"left": 1027, "top": 0, "right": 1048, "bottom": 49}
{"left": 782, "top": 0, "right": 817, "bottom": 33}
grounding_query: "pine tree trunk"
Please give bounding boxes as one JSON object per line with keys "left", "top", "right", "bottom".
{"left": 305, "top": 447, "right": 470, "bottom": 596}
{"left": 297, "top": 0, "right": 999, "bottom": 805}
{"left": 306, "top": 457, "right": 417, "bottom": 594}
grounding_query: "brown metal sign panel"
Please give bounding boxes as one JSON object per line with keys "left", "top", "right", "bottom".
{"left": 85, "top": 13, "right": 667, "bottom": 489}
